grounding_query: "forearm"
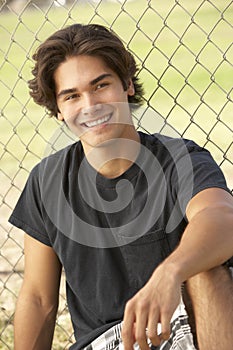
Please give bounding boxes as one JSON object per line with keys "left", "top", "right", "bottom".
{"left": 164, "top": 205, "right": 233, "bottom": 283}
{"left": 122, "top": 190, "right": 233, "bottom": 349}
{"left": 14, "top": 289, "right": 58, "bottom": 350}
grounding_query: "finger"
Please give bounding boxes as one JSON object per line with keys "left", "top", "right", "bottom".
{"left": 147, "top": 310, "right": 161, "bottom": 346}
{"left": 160, "top": 309, "right": 171, "bottom": 341}
{"left": 134, "top": 310, "right": 150, "bottom": 350}
{"left": 122, "top": 301, "right": 136, "bottom": 350}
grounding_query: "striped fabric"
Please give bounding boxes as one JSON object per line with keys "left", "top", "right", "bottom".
{"left": 84, "top": 298, "right": 197, "bottom": 350}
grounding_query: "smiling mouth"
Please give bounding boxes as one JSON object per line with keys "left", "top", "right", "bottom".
{"left": 82, "top": 114, "right": 112, "bottom": 128}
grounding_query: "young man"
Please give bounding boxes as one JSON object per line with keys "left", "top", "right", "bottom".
{"left": 9, "top": 24, "right": 233, "bottom": 350}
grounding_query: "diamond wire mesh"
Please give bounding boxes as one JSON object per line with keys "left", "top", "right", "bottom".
{"left": 0, "top": 0, "right": 232, "bottom": 348}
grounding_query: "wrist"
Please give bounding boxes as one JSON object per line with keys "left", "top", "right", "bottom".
{"left": 153, "top": 259, "right": 184, "bottom": 286}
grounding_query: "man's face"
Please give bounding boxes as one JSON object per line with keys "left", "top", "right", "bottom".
{"left": 54, "top": 55, "right": 135, "bottom": 153}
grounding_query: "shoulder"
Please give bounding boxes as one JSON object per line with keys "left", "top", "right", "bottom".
{"left": 140, "top": 131, "right": 208, "bottom": 161}
{"left": 146, "top": 132, "right": 203, "bottom": 150}
{"left": 31, "top": 141, "right": 82, "bottom": 177}
{"left": 140, "top": 131, "right": 198, "bottom": 147}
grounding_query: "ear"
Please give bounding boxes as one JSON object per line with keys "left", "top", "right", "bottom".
{"left": 127, "top": 79, "right": 135, "bottom": 96}
{"left": 57, "top": 112, "right": 64, "bottom": 121}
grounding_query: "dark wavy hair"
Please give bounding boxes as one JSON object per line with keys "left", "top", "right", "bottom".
{"left": 28, "top": 23, "right": 144, "bottom": 118}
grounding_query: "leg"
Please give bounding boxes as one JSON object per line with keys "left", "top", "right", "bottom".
{"left": 184, "top": 266, "right": 233, "bottom": 350}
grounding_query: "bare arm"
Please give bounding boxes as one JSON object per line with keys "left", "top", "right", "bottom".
{"left": 14, "top": 234, "right": 62, "bottom": 350}
{"left": 165, "top": 187, "right": 233, "bottom": 282}
{"left": 122, "top": 188, "right": 233, "bottom": 350}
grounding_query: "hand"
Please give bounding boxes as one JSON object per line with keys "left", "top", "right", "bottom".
{"left": 122, "top": 263, "right": 182, "bottom": 350}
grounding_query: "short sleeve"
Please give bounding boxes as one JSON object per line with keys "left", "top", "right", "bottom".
{"left": 8, "top": 164, "right": 52, "bottom": 246}
{"left": 171, "top": 140, "right": 230, "bottom": 215}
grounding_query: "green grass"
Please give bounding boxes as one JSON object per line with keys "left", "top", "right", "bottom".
{"left": 0, "top": 0, "right": 232, "bottom": 187}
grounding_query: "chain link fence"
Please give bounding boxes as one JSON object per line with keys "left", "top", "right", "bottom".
{"left": 0, "top": 0, "right": 232, "bottom": 348}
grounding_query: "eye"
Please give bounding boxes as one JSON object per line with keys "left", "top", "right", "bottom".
{"left": 95, "top": 82, "right": 109, "bottom": 90}
{"left": 65, "top": 93, "right": 79, "bottom": 101}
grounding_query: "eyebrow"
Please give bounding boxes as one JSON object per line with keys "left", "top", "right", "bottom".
{"left": 57, "top": 88, "right": 77, "bottom": 99}
{"left": 57, "top": 73, "right": 113, "bottom": 98}
{"left": 90, "top": 73, "right": 112, "bottom": 86}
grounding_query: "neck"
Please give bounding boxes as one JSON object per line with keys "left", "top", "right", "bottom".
{"left": 84, "top": 130, "right": 141, "bottom": 179}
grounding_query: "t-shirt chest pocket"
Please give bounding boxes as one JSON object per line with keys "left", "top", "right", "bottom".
{"left": 120, "top": 228, "right": 171, "bottom": 290}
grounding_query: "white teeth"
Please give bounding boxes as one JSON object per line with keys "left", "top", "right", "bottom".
{"left": 84, "top": 115, "right": 111, "bottom": 128}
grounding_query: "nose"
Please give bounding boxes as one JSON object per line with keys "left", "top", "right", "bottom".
{"left": 82, "top": 93, "right": 101, "bottom": 117}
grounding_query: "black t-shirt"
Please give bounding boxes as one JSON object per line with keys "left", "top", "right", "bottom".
{"left": 9, "top": 132, "right": 230, "bottom": 350}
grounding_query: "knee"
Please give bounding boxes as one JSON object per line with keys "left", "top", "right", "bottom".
{"left": 184, "top": 266, "right": 233, "bottom": 349}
